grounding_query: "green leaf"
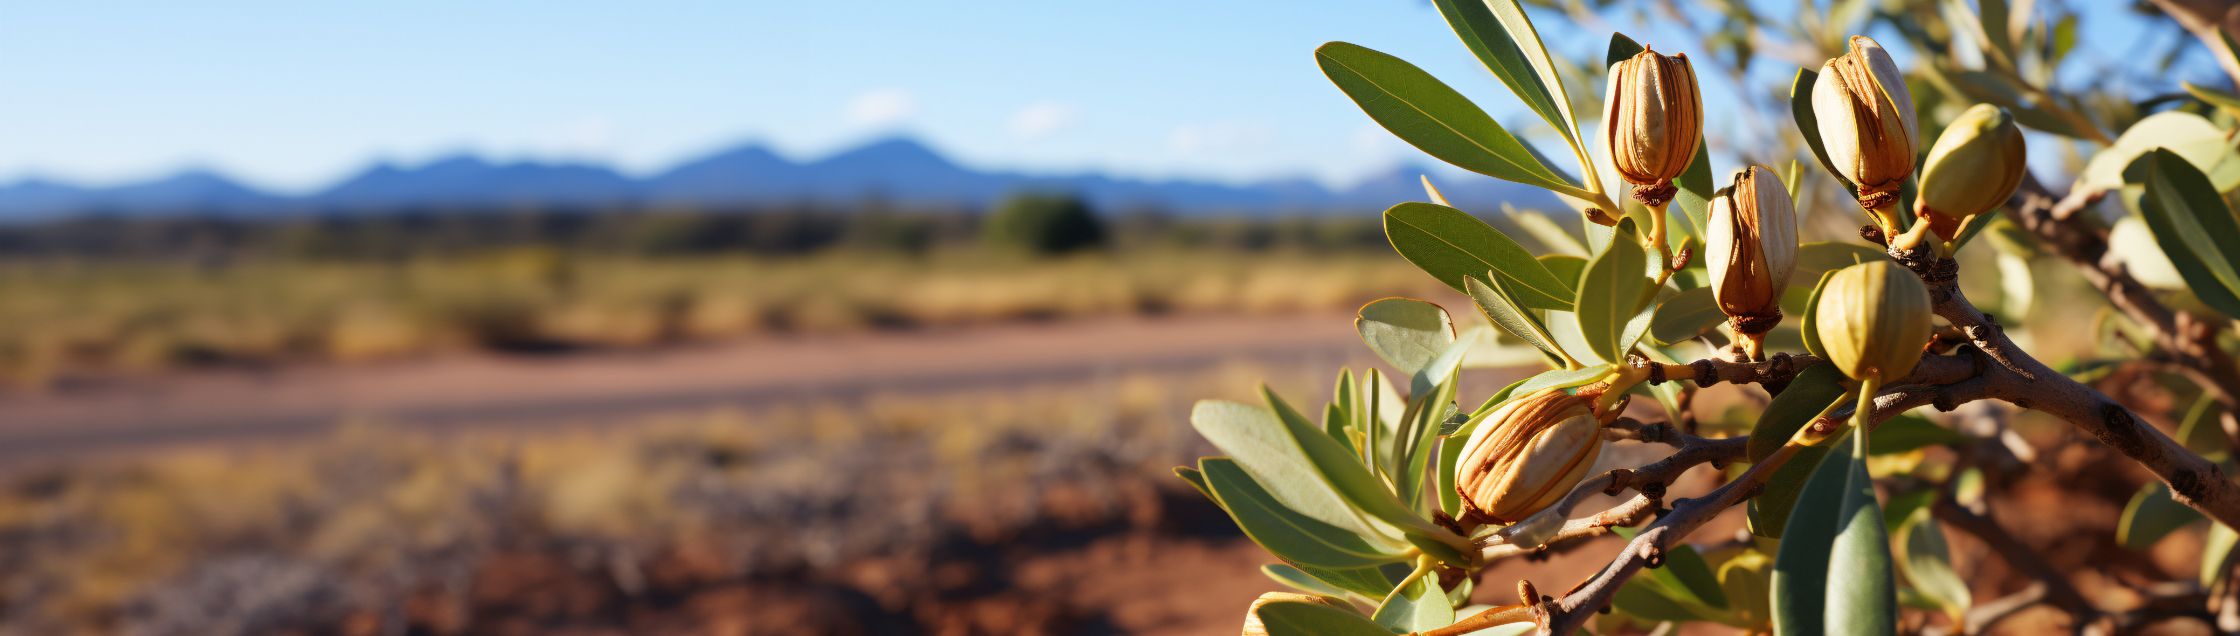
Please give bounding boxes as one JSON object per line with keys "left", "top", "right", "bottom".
{"left": 1372, "top": 570, "right": 1454, "bottom": 633}
{"left": 2177, "top": 395, "right": 2232, "bottom": 460}
{"left": 1317, "top": 42, "right": 1582, "bottom": 195}
{"left": 2131, "top": 148, "right": 2240, "bottom": 318}
{"left": 1394, "top": 374, "right": 1462, "bottom": 514}
{"left": 1263, "top": 564, "right": 1353, "bottom": 598}
{"left": 1650, "top": 286, "right": 1723, "bottom": 345}
{"left": 1793, "top": 241, "right": 1887, "bottom": 278}
{"left": 1256, "top": 600, "right": 1398, "bottom": 636}
{"left": 1792, "top": 69, "right": 1857, "bottom": 196}
{"left": 2119, "top": 481, "right": 2205, "bottom": 550}
{"left": 2206, "top": 521, "right": 2239, "bottom": 586}
{"left": 1746, "top": 365, "right": 1851, "bottom": 538}
{"left": 1175, "top": 465, "right": 1213, "bottom": 501}
{"left": 1200, "top": 458, "right": 1410, "bottom": 569}
{"left": 2084, "top": 112, "right": 2240, "bottom": 194}
{"left": 1894, "top": 505, "right": 1971, "bottom": 621}
{"left": 1293, "top": 562, "right": 1401, "bottom": 600}
{"left": 1386, "top": 202, "right": 1574, "bottom": 309}
{"left": 1573, "top": 223, "right": 1651, "bottom": 362}
{"left": 1608, "top": 528, "right": 1730, "bottom": 621}
{"left": 1509, "top": 363, "right": 1616, "bottom": 396}
{"left": 1772, "top": 430, "right": 1898, "bottom": 636}
{"left": 1510, "top": 206, "right": 1589, "bottom": 256}
{"left": 1868, "top": 415, "right": 1970, "bottom": 455}
{"left": 1466, "top": 275, "right": 1568, "bottom": 363}
{"left": 1357, "top": 297, "right": 1457, "bottom": 379}
{"left": 1434, "top": 0, "right": 1586, "bottom": 154}
{"left": 1670, "top": 134, "right": 1715, "bottom": 248}
{"left": 2185, "top": 81, "right": 2240, "bottom": 118}
{"left": 1537, "top": 253, "right": 1587, "bottom": 282}
{"left": 1191, "top": 401, "right": 1414, "bottom": 547}
{"left": 1799, "top": 269, "right": 1839, "bottom": 358}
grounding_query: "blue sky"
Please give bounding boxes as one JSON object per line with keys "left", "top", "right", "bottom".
{"left": 0, "top": 1, "right": 2204, "bottom": 193}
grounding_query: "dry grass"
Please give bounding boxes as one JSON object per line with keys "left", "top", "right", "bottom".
{"left": 0, "top": 361, "right": 1345, "bottom": 634}
{"left": 0, "top": 249, "right": 1436, "bottom": 387}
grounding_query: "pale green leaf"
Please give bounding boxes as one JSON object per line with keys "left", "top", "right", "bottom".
{"left": 1386, "top": 202, "right": 1574, "bottom": 309}
{"left": 2130, "top": 148, "right": 2240, "bottom": 318}
{"left": 1318, "top": 41, "right": 1582, "bottom": 194}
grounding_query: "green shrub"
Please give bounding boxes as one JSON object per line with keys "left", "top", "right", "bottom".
{"left": 980, "top": 193, "right": 1106, "bottom": 256}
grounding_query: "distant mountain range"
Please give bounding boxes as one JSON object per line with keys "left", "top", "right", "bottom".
{"left": 0, "top": 136, "right": 1560, "bottom": 219}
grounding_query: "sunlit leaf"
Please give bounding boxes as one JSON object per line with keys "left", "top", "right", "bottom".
{"left": 2119, "top": 481, "right": 2204, "bottom": 550}
{"left": 1356, "top": 298, "right": 1457, "bottom": 379}
{"left": 1318, "top": 42, "right": 1583, "bottom": 196}
{"left": 1650, "top": 286, "right": 1723, "bottom": 345}
{"left": 2130, "top": 148, "right": 2240, "bottom": 318}
{"left": 1772, "top": 430, "right": 1897, "bottom": 635}
{"left": 1466, "top": 275, "right": 1567, "bottom": 364}
{"left": 1746, "top": 364, "right": 1850, "bottom": 538}
{"left": 1257, "top": 599, "right": 1398, "bottom": 636}
{"left": 1371, "top": 570, "right": 1453, "bottom": 633}
{"left": 1386, "top": 202, "right": 1574, "bottom": 309}
{"left": 1263, "top": 563, "right": 1354, "bottom": 598}
{"left": 1435, "top": 0, "right": 1587, "bottom": 155}
{"left": 1573, "top": 222, "right": 1650, "bottom": 362}
{"left": 1199, "top": 458, "right": 1409, "bottom": 569}
{"left": 1894, "top": 504, "right": 1971, "bottom": 621}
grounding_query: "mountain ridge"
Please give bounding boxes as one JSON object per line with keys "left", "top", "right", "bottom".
{"left": 0, "top": 136, "right": 1561, "bottom": 219}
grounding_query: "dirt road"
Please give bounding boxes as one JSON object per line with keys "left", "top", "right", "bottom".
{"left": 0, "top": 312, "right": 1364, "bottom": 460}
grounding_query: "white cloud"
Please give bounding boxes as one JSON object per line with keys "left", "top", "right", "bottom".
{"left": 846, "top": 87, "right": 917, "bottom": 128}
{"left": 1167, "top": 121, "right": 1273, "bottom": 154}
{"left": 1009, "top": 101, "right": 1077, "bottom": 139}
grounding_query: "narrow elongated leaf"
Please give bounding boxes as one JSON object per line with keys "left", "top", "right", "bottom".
{"left": 1671, "top": 133, "right": 1716, "bottom": 247}
{"left": 2119, "top": 482, "right": 2204, "bottom": 550}
{"left": 1318, "top": 42, "right": 1581, "bottom": 194}
{"left": 1894, "top": 506, "right": 1971, "bottom": 621}
{"left": 1372, "top": 571, "right": 1453, "bottom": 633}
{"left": 1435, "top": 0, "right": 1585, "bottom": 152}
{"left": 1466, "top": 275, "right": 1566, "bottom": 363}
{"left": 2205, "top": 521, "right": 2239, "bottom": 586}
{"left": 1256, "top": 600, "right": 1397, "bottom": 636}
{"left": 1175, "top": 466, "right": 1212, "bottom": 501}
{"left": 1773, "top": 431, "right": 1897, "bottom": 636}
{"left": 1386, "top": 202, "right": 1573, "bottom": 309}
{"left": 1609, "top": 528, "right": 1730, "bottom": 621}
{"left": 1794, "top": 241, "right": 1887, "bottom": 277}
{"left": 1357, "top": 298, "right": 1457, "bottom": 378}
{"left": 1282, "top": 390, "right": 1448, "bottom": 537}
{"left": 2176, "top": 395, "right": 2232, "bottom": 459}
{"left": 1745, "top": 365, "right": 1850, "bottom": 538}
{"left": 2131, "top": 149, "right": 2240, "bottom": 318}
{"left": 1509, "top": 205, "right": 1589, "bottom": 256}
{"left": 1510, "top": 363, "right": 1615, "bottom": 396}
{"left": 1868, "top": 415, "right": 1970, "bottom": 455}
{"left": 1291, "top": 562, "right": 1400, "bottom": 600}
{"left": 1538, "top": 253, "right": 1587, "bottom": 282}
{"left": 1263, "top": 564, "right": 1353, "bottom": 598}
{"left": 1800, "top": 269, "right": 1839, "bottom": 358}
{"left": 2084, "top": 112, "right": 2240, "bottom": 194}
{"left": 1651, "top": 286, "right": 1723, "bottom": 345}
{"left": 1192, "top": 401, "right": 1410, "bottom": 547}
{"left": 1199, "top": 458, "right": 1409, "bottom": 569}
{"left": 1574, "top": 224, "right": 1650, "bottom": 362}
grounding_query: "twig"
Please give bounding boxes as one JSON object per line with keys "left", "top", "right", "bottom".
{"left": 1930, "top": 496, "right": 2101, "bottom": 630}
{"left": 1899, "top": 247, "right": 2240, "bottom": 531}
{"left": 2010, "top": 173, "right": 2240, "bottom": 452}
{"left": 1478, "top": 434, "right": 1747, "bottom": 560}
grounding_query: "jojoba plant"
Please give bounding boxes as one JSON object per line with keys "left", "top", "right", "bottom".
{"left": 1186, "top": 1, "right": 2240, "bottom": 634}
